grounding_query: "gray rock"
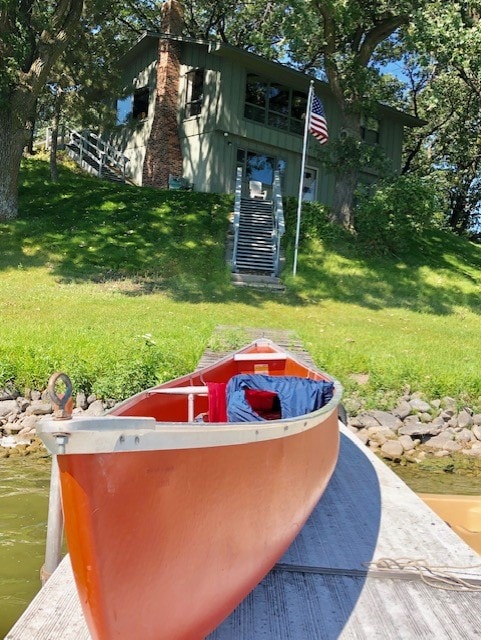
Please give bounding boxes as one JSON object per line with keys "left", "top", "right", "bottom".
{"left": 392, "top": 400, "right": 412, "bottom": 420}
{"left": 87, "top": 394, "right": 97, "bottom": 405}
{"left": 5, "top": 422, "right": 22, "bottom": 434}
{"left": 367, "top": 410, "right": 403, "bottom": 432}
{"left": 455, "top": 428, "right": 473, "bottom": 443}
{"left": 18, "top": 425, "right": 36, "bottom": 436}
{"left": 76, "top": 392, "right": 88, "bottom": 410}
{"left": 85, "top": 400, "right": 105, "bottom": 416}
{"left": 472, "top": 425, "right": 481, "bottom": 441}
{"left": 366, "top": 427, "right": 389, "bottom": 445}
{"left": 348, "top": 416, "right": 365, "bottom": 429}
{"left": 441, "top": 396, "right": 457, "bottom": 409}
{"left": 457, "top": 410, "right": 473, "bottom": 429}
{"left": 380, "top": 440, "right": 404, "bottom": 460}
{"left": 419, "top": 412, "right": 432, "bottom": 423}
{"left": 0, "top": 400, "right": 19, "bottom": 418}
{"left": 19, "top": 415, "right": 39, "bottom": 431}
{"left": 409, "top": 398, "right": 431, "bottom": 412}
{"left": 464, "top": 442, "right": 481, "bottom": 458}
{"left": 440, "top": 409, "right": 455, "bottom": 420}
{"left": 398, "top": 422, "right": 441, "bottom": 437}
{"left": 353, "top": 413, "right": 383, "bottom": 429}
{"left": 424, "top": 433, "right": 462, "bottom": 452}
{"left": 16, "top": 397, "right": 30, "bottom": 412}
{"left": 26, "top": 400, "right": 53, "bottom": 416}
{"left": 473, "top": 414, "right": 481, "bottom": 426}
{"left": 431, "top": 416, "right": 447, "bottom": 430}
{"left": 398, "top": 434, "right": 415, "bottom": 451}
{"left": 355, "top": 429, "right": 369, "bottom": 446}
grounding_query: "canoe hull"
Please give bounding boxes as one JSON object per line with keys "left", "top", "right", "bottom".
{"left": 59, "top": 412, "right": 339, "bottom": 639}
{"left": 40, "top": 339, "right": 342, "bottom": 639}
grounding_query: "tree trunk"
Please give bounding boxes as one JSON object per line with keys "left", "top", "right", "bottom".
{"left": 331, "top": 170, "right": 359, "bottom": 228}
{"left": 50, "top": 91, "right": 64, "bottom": 183}
{"left": 448, "top": 191, "right": 470, "bottom": 234}
{"left": 330, "top": 111, "right": 362, "bottom": 229}
{"left": 0, "top": 109, "right": 29, "bottom": 220}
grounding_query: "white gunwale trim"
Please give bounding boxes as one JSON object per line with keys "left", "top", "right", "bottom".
{"left": 38, "top": 395, "right": 341, "bottom": 456}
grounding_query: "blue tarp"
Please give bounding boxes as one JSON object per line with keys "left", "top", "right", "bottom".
{"left": 226, "top": 374, "right": 334, "bottom": 422}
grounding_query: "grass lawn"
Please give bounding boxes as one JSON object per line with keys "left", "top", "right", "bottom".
{"left": 1, "top": 155, "right": 481, "bottom": 409}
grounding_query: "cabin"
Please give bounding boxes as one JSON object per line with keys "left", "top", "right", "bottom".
{"left": 112, "top": 2, "right": 421, "bottom": 205}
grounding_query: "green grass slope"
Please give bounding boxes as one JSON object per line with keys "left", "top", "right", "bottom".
{"left": 0, "top": 155, "right": 480, "bottom": 408}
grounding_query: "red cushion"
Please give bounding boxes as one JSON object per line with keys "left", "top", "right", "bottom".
{"left": 244, "top": 389, "right": 281, "bottom": 420}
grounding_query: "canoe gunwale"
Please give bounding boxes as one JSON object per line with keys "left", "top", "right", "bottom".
{"left": 38, "top": 401, "right": 340, "bottom": 455}
{"left": 38, "top": 338, "right": 343, "bottom": 456}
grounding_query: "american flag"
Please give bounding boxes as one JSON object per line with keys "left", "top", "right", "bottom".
{"left": 309, "top": 95, "right": 329, "bottom": 145}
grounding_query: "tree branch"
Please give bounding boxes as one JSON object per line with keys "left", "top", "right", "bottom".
{"left": 358, "top": 14, "right": 410, "bottom": 67}
{"left": 22, "top": 0, "right": 84, "bottom": 99}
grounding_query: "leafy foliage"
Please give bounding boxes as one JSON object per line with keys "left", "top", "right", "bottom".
{"left": 354, "top": 174, "right": 444, "bottom": 255}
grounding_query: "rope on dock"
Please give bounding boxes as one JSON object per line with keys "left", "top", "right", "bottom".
{"left": 365, "top": 557, "right": 481, "bottom": 591}
{"left": 274, "top": 558, "right": 481, "bottom": 592}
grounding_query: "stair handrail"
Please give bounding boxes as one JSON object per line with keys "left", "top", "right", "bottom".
{"left": 231, "top": 166, "right": 243, "bottom": 272}
{"left": 272, "top": 170, "right": 285, "bottom": 277}
{"left": 64, "top": 126, "right": 129, "bottom": 180}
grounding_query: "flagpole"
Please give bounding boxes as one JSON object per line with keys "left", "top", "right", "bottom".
{"left": 293, "top": 80, "right": 314, "bottom": 277}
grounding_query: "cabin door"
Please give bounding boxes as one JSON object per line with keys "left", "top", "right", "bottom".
{"left": 302, "top": 167, "right": 318, "bottom": 202}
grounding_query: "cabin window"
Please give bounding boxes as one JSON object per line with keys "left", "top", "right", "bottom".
{"left": 361, "top": 116, "right": 380, "bottom": 145}
{"left": 116, "top": 96, "right": 132, "bottom": 125}
{"left": 116, "top": 87, "right": 149, "bottom": 124}
{"left": 290, "top": 91, "right": 307, "bottom": 134}
{"left": 244, "top": 74, "right": 267, "bottom": 123}
{"left": 185, "top": 68, "right": 204, "bottom": 118}
{"left": 267, "top": 83, "right": 290, "bottom": 130}
{"left": 244, "top": 74, "right": 308, "bottom": 135}
{"left": 133, "top": 87, "right": 149, "bottom": 120}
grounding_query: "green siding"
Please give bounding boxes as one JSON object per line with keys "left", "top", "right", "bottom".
{"left": 116, "top": 35, "right": 414, "bottom": 202}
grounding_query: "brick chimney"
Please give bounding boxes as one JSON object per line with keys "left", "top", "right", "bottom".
{"left": 142, "top": 1, "right": 184, "bottom": 188}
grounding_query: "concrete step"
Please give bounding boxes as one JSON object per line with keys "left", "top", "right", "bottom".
{"left": 231, "top": 273, "right": 285, "bottom": 291}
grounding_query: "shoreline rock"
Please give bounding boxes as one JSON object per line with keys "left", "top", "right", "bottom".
{"left": 345, "top": 393, "right": 481, "bottom": 464}
{"left": 1, "top": 388, "right": 481, "bottom": 468}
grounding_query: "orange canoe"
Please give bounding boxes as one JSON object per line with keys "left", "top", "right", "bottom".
{"left": 39, "top": 339, "right": 342, "bottom": 640}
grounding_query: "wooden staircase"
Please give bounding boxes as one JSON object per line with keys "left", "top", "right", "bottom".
{"left": 235, "top": 198, "right": 276, "bottom": 274}
{"left": 63, "top": 127, "right": 130, "bottom": 185}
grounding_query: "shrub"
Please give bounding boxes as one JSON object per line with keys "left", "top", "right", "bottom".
{"left": 283, "top": 197, "right": 345, "bottom": 246}
{"left": 354, "top": 175, "right": 443, "bottom": 255}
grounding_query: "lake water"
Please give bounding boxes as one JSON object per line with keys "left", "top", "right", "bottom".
{"left": 0, "top": 456, "right": 51, "bottom": 639}
{"left": 1, "top": 454, "right": 480, "bottom": 638}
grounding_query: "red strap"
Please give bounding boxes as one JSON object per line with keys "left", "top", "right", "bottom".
{"left": 207, "top": 382, "right": 227, "bottom": 423}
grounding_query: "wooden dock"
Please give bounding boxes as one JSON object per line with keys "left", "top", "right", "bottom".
{"left": 6, "top": 331, "right": 481, "bottom": 639}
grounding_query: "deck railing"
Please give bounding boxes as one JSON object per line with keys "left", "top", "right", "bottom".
{"left": 272, "top": 170, "right": 285, "bottom": 277}
{"left": 44, "top": 125, "right": 129, "bottom": 181}
{"left": 231, "top": 166, "right": 243, "bottom": 273}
